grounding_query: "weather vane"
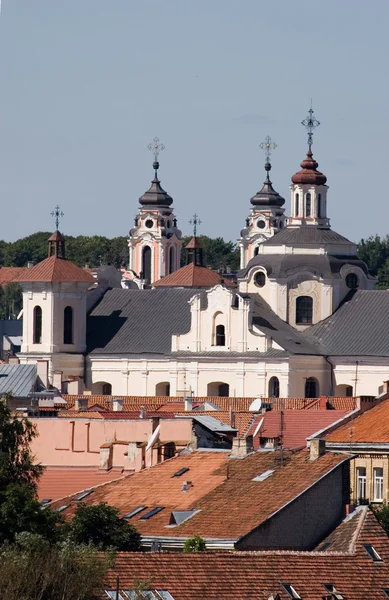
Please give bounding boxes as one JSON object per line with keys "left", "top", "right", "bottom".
{"left": 51, "top": 205, "right": 64, "bottom": 230}
{"left": 259, "top": 135, "right": 277, "bottom": 163}
{"left": 189, "top": 213, "right": 202, "bottom": 237}
{"left": 301, "top": 103, "right": 320, "bottom": 149}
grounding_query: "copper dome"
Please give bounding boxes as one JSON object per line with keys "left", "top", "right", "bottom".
{"left": 291, "top": 149, "right": 327, "bottom": 186}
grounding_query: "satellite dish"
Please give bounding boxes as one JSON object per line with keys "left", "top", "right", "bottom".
{"left": 146, "top": 424, "right": 160, "bottom": 451}
{"left": 249, "top": 398, "right": 263, "bottom": 412}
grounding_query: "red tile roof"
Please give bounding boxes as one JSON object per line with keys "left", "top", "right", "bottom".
{"left": 101, "top": 510, "right": 389, "bottom": 600}
{"left": 248, "top": 410, "right": 351, "bottom": 449}
{"left": 153, "top": 262, "right": 222, "bottom": 288}
{"left": 14, "top": 256, "right": 95, "bottom": 283}
{"left": 38, "top": 467, "right": 125, "bottom": 502}
{"left": 0, "top": 267, "right": 28, "bottom": 286}
{"left": 326, "top": 396, "right": 389, "bottom": 443}
{"left": 50, "top": 449, "right": 349, "bottom": 541}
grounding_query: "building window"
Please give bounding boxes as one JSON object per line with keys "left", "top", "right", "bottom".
{"left": 317, "top": 193, "right": 322, "bottom": 218}
{"left": 346, "top": 385, "right": 353, "bottom": 397}
{"left": 356, "top": 466, "right": 367, "bottom": 503}
{"left": 33, "top": 306, "right": 42, "bottom": 344}
{"left": 269, "top": 377, "right": 280, "bottom": 398}
{"left": 305, "top": 377, "right": 319, "bottom": 398}
{"left": 215, "top": 324, "right": 226, "bottom": 346}
{"left": 102, "top": 383, "right": 112, "bottom": 395}
{"left": 257, "top": 219, "right": 266, "bottom": 229}
{"left": 346, "top": 273, "right": 359, "bottom": 289}
{"left": 254, "top": 246, "right": 259, "bottom": 256}
{"left": 63, "top": 306, "right": 74, "bottom": 344}
{"left": 295, "top": 193, "right": 299, "bottom": 216}
{"left": 254, "top": 272, "right": 266, "bottom": 287}
{"left": 169, "top": 246, "right": 175, "bottom": 275}
{"left": 296, "top": 296, "right": 313, "bottom": 324}
{"left": 373, "top": 467, "right": 384, "bottom": 502}
{"left": 141, "top": 246, "right": 152, "bottom": 284}
{"left": 306, "top": 193, "right": 311, "bottom": 217}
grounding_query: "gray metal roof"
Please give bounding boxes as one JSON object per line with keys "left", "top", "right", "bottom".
{"left": 87, "top": 288, "right": 206, "bottom": 355}
{"left": 0, "top": 364, "right": 37, "bottom": 398}
{"left": 304, "top": 290, "right": 389, "bottom": 356}
{"left": 190, "top": 415, "right": 238, "bottom": 433}
{"left": 264, "top": 226, "right": 354, "bottom": 246}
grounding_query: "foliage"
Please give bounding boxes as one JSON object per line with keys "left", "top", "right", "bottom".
{"left": 0, "top": 532, "right": 114, "bottom": 600}
{"left": 183, "top": 535, "right": 207, "bottom": 552}
{"left": 357, "top": 235, "right": 389, "bottom": 288}
{"left": 181, "top": 235, "right": 240, "bottom": 271}
{"left": 69, "top": 502, "right": 141, "bottom": 551}
{"left": 371, "top": 503, "right": 389, "bottom": 536}
{"left": 0, "top": 283, "right": 23, "bottom": 320}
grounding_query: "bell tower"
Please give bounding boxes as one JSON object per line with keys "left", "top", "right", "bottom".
{"left": 238, "top": 136, "right": 286, "bottom": 268}
{"left": 128, "top": 138, "right": 182, "bottom": 286}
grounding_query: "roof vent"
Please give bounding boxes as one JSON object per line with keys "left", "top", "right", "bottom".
{"left": 181, "top": 481, "right": 193, "bottom": 492}
{"left": 173, "top": 467, "right": 189, "bottom": 478}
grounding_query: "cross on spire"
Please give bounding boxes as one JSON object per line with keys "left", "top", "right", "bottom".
{"left": 259, "top": 135, "right": 277, "bottom": 163}
{"left": 189, "top": 213, "right": 202, "bottom": 237}
{"left": 51, "top": 205, "right": 64, "bottom": 230}
{"left": 147, "top": 137, "right": 165, "bottom": 177}
{"left": 301, "top": 103, "right": 320, "bottom": 149}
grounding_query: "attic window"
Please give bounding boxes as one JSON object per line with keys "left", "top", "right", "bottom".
{"left": 123, "top": 506, "right": 147, "bottom": 520}
{"left": 252, "top": 469, "right": 274, "bottom": 482}
{"left": 282, "top": 584, "right": 301, "bottom": 599}
{"left": 173, "top": 467, "right": 190, "bottom": 478}
{"left": 169, "top": 510, "right": 199, "bottom": 526}
{"left": 73, "top": 489, "right": 93, "bottom": 501}
{"left": 139, "top": 507, "right": 165, "bottom": 520}
{"left": 56, "top": 504, "right": 69, "bottom": 512}
{"left": 323, "top": 584, "right": 343, "bottom": 600}
{"left": 363, "top": 544, "right": 383, "bottom": 562}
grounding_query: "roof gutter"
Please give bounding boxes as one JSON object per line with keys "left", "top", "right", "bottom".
{"left": 326, "top": 442, "right": 389, "bottom": 452}
{"left": 140, "top": 536, "right": 237, "bottom": 551}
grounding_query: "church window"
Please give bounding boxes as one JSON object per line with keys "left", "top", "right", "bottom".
{"left": 145, "top": 219, "right": 153, "bottom": 229}
{"left": 63, "top": 306, "right": 74, "bottom": 345}
{"left": 254, "top": 246, "right": 259, "bottom": 256}
{"left": 169, "top": 246, "right": 175, "bottom": 275}
{"left": 346, "top": 273, "right": 358, "bottom": 289}
{"left": 33, "top": 306, "right": 42, "bottom": 344}
{"left": 215, "top": 324, "right": 226, "bottom": 346}
{"left": 156, "top": 382, "right": 170, "bottom": 396}
{"left": 207, "top": 382, "right": 229, "bottom": 397}
{"left": 305, "top": 377, "right": 319, "bottom": 398}
{"left": 257, "top": 219, "right": 266, "bottom": 229}
{"left": 102, "top": 383, "right": 112, "bottom": 395}
{"left": 142, "top": 246, "right": 152, "bottom": 284}
{"left": 254, "top": 272, "right": 266, "bottom": 288}
{"left": 295, "top": 193, "right": 299, "bottom": 216}
{"left": 306, "top": 193, "right": 312, "bottom": 217}
{"left": 296, "top": 296, "right": 313, "bottom": 324}
{"left": 268, "top": 377, "right": 280, "bottom": 398}
{"left": 317, "top": 193, "right": 322, "bottom": 218}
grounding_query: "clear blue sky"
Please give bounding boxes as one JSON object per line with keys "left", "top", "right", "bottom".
{"left": 0, "top": 0, "right": 388, "bottom": 243}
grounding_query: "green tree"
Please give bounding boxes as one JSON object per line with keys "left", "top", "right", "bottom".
{"left": 372, "top": 504, "right": 389, "bottom": 536}
{"left": 0, "top": 532, "right": 114, "bottom": 600}
{"left": 357, "top": 235, "right": 389, "bottom": 278}
{"left": 183, "top": 535, "right": 207, "bottom": 552}
{"left": 0, "top": 283, "right": 23, "bottom": 320}
{"left": 3, "top": 232, "right": 52, "bottom": 267}
{"left": 181, "top": 235, "right": 240, "bottom": 271}
{"left": 69, "top": 502, "right": 141, "bottom": 550}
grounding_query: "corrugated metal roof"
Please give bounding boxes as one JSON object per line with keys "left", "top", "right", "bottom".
{"left": 191, "top": 415, "right": 238, "bottom": 433}
{"left": 264, "top": 226, "right": 353, "bottom": 245}
{"left": 0, "top": 364, "right": 37, "bottom": 397}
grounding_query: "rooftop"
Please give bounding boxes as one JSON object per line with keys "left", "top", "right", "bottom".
{"left": 14, "top": 255, "right": 95, "bottom": 284}
{"left": 38, "top": 467, "right": 126, "bottom": 502}
{"left": 326, "top": 395, "right": 389, "bottom": 444}
{"left": 153, "top": 263, "right": 222, "bottom": 288}
{"left": 0, "top": 363, "right": 37, "bottom": 398}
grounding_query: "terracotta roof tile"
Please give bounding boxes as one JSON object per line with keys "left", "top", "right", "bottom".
{"left": 14, "top": 256, "right": 95, "bottom": 283}
{"left": 38, "top": 467, "right": 125, "bottom": 502}
{"left": 153, "top": 263, "right": 222, "bottom": 287}
{"left": 326, "top": 396, "right": 389, "bottom": 443}
{"left": 100, "top": 510, "right": 389, "bottom": 600}
{"left": 0, "top": 267, "right": 28, "bottom": 286}
{"left": 51, "top": 449, "right": 349, "bottom": 540}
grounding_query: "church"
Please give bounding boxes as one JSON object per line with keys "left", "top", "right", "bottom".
{"left": 15, "top": 110, "right": 389, "bottom": 400}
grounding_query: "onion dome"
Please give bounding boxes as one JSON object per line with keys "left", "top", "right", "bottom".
{"left": 291, "top": 149, "right": 327, "bottom": 185}
{"left": 139, "top": 160, "right": 173, "bottom": 207}
{"left": 250, "top": 161, "right": 285, "bottom": 207}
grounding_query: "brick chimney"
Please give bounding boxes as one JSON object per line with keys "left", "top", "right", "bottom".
{"left": 231, "top": 436, "right": 252, "bottom": 458}
{"left": 75, "top": 397, "right": 88, "bottom": 411}
{"left": 310, "top": 438, "right": 326, "bottom": 461}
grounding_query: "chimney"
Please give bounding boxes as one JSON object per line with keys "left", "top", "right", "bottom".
{"left": 99, "top": 443, "right": 113, "bottom": 470}
{"left": 26, "top": 261, "right": 34, "bottom": 269}
{"left": 184, "top": 397, "right": 193, "bottom": 411}
{"left": 231, "top": 436, "right": 253, "bottom": 458}
{"left": 112, "top": 398, "right": 123, "bottom": 412}
{"left": 75, "top": 397, "right": 88, "bottom": 412}
{"left": 310, "top": 438, "right": 326, "bottom": 461}
{"left": 139, "top": 405, "right": 146, "bottom": 419}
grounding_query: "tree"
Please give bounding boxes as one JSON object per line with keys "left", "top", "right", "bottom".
{"left": 183, "top": 535, "right": 207, "bottom": 552}
{"left": 69, "top": 502, "right": 141, "bottom": 551}
{"left": 0, "top": 532, "right": 114, "bottom": 600}
{"left": 0, "top": 283, "right": 23, "bottom": 320}
{"left": 372, "top": 504, "right": 389, "bottom": 537}
{"left": 181, "top": 235, "right": 240, "bottom": 271}
{"left": 357, "top": 235, "right": 389, "bottom": 279}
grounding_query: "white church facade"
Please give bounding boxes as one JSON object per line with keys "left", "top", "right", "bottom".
{"left": 15, "top": 113, "right": 389, "bottom": 399}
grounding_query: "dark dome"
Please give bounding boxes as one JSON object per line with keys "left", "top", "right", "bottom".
{"left": 139, "top": 161, "right": 173, "bottom": 207}
{"left": 250, "top": 162, "right": 285, "bottom": 207}
{"left": 291, "top": 149, "right": 327, "bottom": 185}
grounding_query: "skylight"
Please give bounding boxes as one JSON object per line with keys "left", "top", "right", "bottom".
{"left": 123, "top": 591, "right": 175, "bottom": 600}
{"left": 172, "top": 467, "right": 189, "bottom": 478}
{"left": 105, "top": 592, "right": 126, "bottom": 600}
{"left": 317, "top": 541, "right": 332, "bottom": 552}
{"left": 323, "top": 584, "right": 343, "bottom": 600}
{"left": 169, "top": 510, "right": 199, "bottom": 526}
{"left": 363, "top": 544, "right": 383, "bottom": 562}
{"left": 252, "top": 469, "right": 274, "bottom": 482}
{"left": 56, "top": 504, "right": 69, "bottom": 512}
{"left": 123, "top": 506, "right": 148, "bottom": 520}
{"left": 73, "top": 489, "right": 93, "bottom": 501}
{"left": 40, "top": 498, "right": 52, "bottom": 506}
{"left": 139, "top": 506, "right": 165, "bottom": 520}
{"left": 383, "top": 589, "right": 389, "bottom": 598}
{"left": 281, "top": 584, "right": 301, "bottom": 599}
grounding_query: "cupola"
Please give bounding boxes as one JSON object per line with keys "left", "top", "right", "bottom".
{"left": 139, "top": 160, "right": 173, "bottom": 207}
{"left": 291, "top": 149, "right": 327, "bottom": 186}
{"left": 251, "top": 160, "right": 285, "bottom": 207}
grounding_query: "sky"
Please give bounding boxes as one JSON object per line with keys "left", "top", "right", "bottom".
{"left": 0, "top": 0, "right": 388, "bottom": 243}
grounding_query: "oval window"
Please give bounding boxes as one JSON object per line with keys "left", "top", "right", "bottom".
{"left": 254, "top": 272, "right": 266, "bottom": 287}
{"left": 145, "top": 219, "right": 153, "bottom": 229}
{"left": 257, "top": 220, "right": 266, "bottom": 229}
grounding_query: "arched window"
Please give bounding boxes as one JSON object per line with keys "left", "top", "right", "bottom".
{"left": 295, "top": 193, "right": 299, "bottom": 216}
{"left": 306, "top": 193, "right": 311, "bottom": 217}
{"left": 317, "top": 193, "right": 322, "bottom": 218}
{"left": 269, "top": 377, "right": 280, "bottom": 398}
{"left": 156, "top": 382, "right": 170, "bottom": 396}
{"left": 305, "top": 377, "right": 319, "bottom": 399}
{"left": 207, "top": 382, "right": 229, "bottom": 397}
{"left": 216, "top": 324, "right": 226, "bottom": 346}
{"left": 254, "top": 272, "right": 266, "bottom": 288}
{"left": 142, "top": 246, "right": 152, "bottom": 284}
{"left": 33, "top": 306, "right": 42, "bottom": 344}
{"left": 169, "top": 246, "right": 175, "bottom": 275}
{"left": 63, "top": 306, "right": 74, "bottom": 344}
{"left": 346, "top": 273, "right": 359, "bottom": 289}
{"left": 102, "top": 383, "right": 112, "bottom": 395}
{"left": 296, "top": 296, "right": 313, "bottom": 325}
